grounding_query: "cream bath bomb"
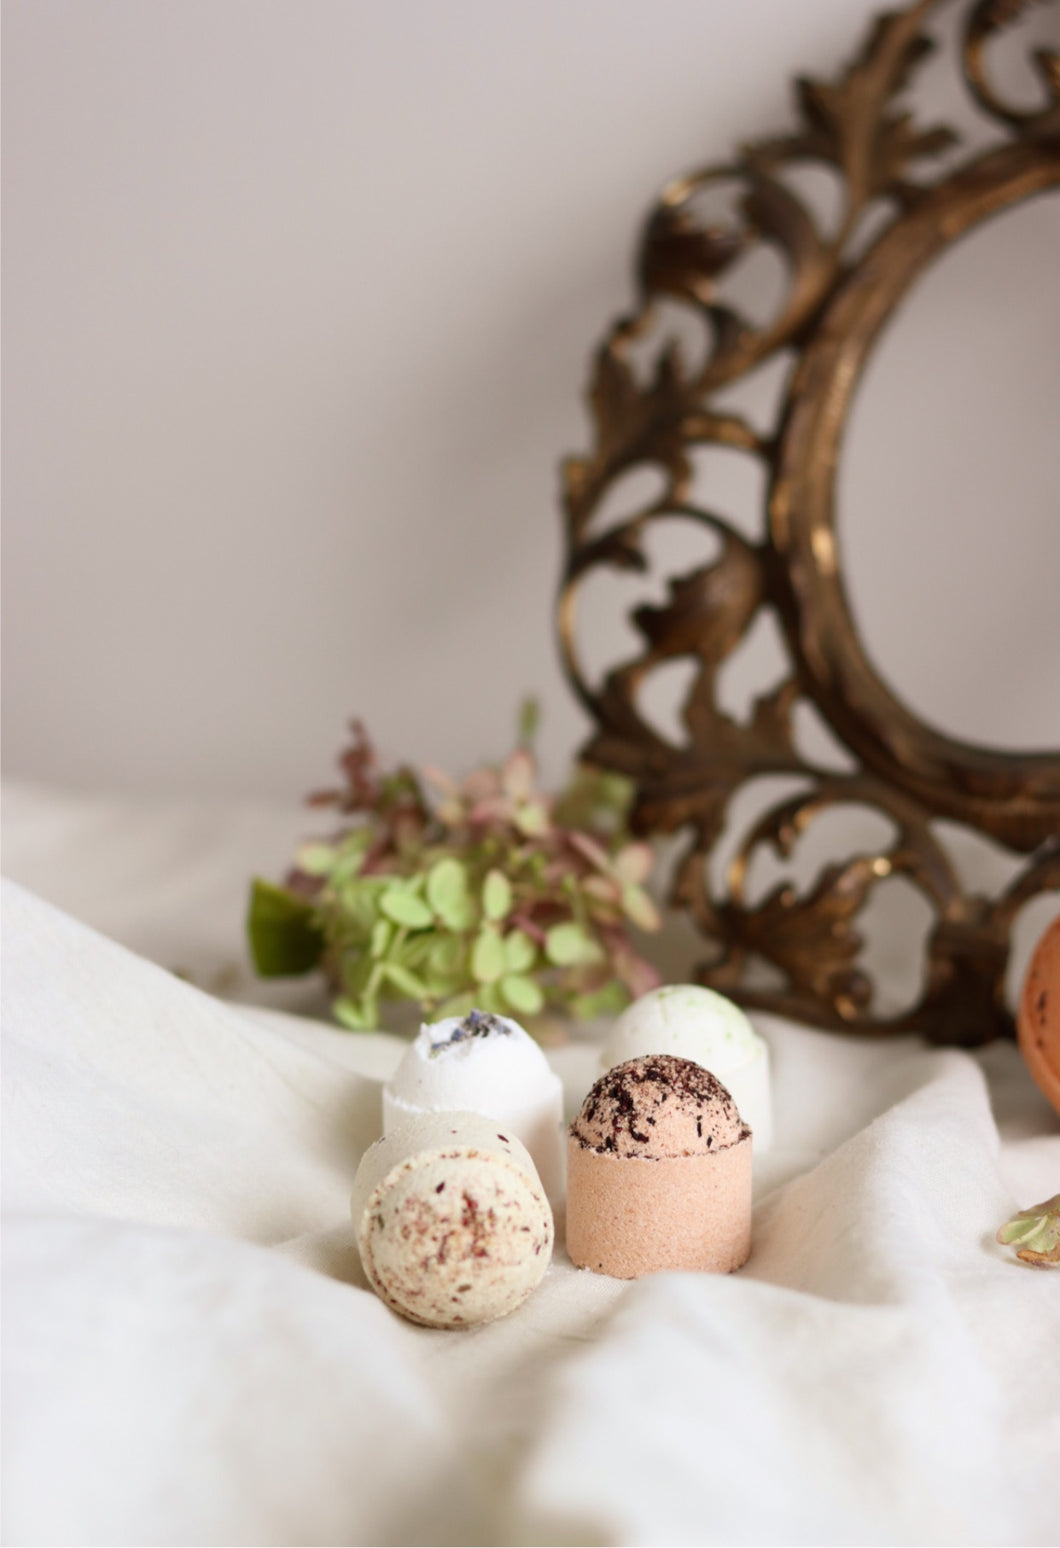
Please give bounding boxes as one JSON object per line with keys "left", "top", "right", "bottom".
{"left": 602, "top": 984, "right": 772, "bottom": 1150}
{"left": 383, "top": 1009, "right": 564, "bottom": 1198}
{"left": 351, "top": 1112, "right": 553, "bottom": 1328}
{"left": 566, "top": 1054, "right": 752, "bottom": 1279}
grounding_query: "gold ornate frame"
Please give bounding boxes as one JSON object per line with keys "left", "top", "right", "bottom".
{"left": 558, "top": 0, "right": 1060, "bottom": 1045}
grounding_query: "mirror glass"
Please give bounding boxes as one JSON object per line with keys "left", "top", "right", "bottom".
{"left": 839, "top": 190, "right": 1060, "bottom": 753}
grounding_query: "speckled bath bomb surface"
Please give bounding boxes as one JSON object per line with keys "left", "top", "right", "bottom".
{"left": 351, "top": 1114, "right": 553, "bottom": 1328}
{"left": 566, "top": 1055, "right": 752, "bottom": 1279}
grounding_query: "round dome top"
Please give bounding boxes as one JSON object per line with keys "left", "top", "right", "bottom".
{"left": 570, "top": 1054, "right": 748, "bottom": 1159}
{"left": 388, "top": 1009, "right": 560, "bottom": 1114}
{"left": 603, "top": 985, "right": 761, "bottom": 1074}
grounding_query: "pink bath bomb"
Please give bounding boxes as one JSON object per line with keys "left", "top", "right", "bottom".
{"left": 566, "top": 1054, "right": 752, "bottom": 1279}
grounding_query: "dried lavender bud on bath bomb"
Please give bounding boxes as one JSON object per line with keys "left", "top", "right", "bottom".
{"left": 383, "top": 1009, "right": 564, "bottom": 1198}
{"left": 351, "top": 1112, "right": 554, "bottom": 1328}
{"left": 566, "top": 1054, "right": 752, "bottom": 1278}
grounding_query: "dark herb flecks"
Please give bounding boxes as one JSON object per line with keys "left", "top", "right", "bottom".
{"left": 572, "top": 1053, "right": 749, "bottom": 1157}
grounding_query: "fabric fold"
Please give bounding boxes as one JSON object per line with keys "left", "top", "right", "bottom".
{"left": 3, "top": 1213, "right": 448, "bottom": 1547}
{"left": 2, "top": 880, "right": 378, "bottom": 1240}
{"left": 3, "top": 865, "right": 1058, "bottom": 1547}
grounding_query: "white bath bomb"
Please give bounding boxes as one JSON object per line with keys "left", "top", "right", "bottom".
{"left": 383, "top": 1009, "right": 564, "bottom": 1198}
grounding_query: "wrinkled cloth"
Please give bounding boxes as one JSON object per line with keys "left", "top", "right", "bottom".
{"left": 2, "top": 785, "right": 1059, "bottom": 1547}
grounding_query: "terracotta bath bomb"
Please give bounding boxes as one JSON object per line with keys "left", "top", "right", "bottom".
{"left": 566, "top": 1054, "right": 752, "bottom": 1279}
{"left": 1018, "top": 914, "right": 1060, "bottom": 1117}
{"left": 351, "top": 1112, "right": 553, "bottom": 1328}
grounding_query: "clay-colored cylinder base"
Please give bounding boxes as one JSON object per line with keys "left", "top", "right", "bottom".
{"left": 565, "top": 1133, "right": 752, "bottom": 1279}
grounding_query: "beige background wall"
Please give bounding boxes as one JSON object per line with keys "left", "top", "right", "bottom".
{"left": 4, "top": 0, "right": 1058, "bottom": 803}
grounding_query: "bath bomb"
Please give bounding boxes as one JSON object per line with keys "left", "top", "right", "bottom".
{"left": 1018, "top": 914, "right": 1060, "bottom": 1117}
{"left": 383, "top": 1009, "right": 565, "bottom": 1198}
{"left": 566, "top": 1054, "right": 752, "bottom": 1279}
{"left": 602, "top": 984, "right": 772, "bottom": 1150}
{"left": 351, "top": 1112, "right": 553, "bottom": 1328}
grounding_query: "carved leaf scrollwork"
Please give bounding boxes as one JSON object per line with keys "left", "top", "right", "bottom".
{"left": 557, "top": 0, "right": 1060, "bottom": 1044}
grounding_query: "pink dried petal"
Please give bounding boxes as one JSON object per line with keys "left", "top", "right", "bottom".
{"left": 582, "top": 875, "right": 622, "bottom": 904}
{"left": 469, "top": 796, "right": 512, "bottom": 826}
{"left": 359, "top": 838, "right": 394, "bottom": 875}
{"left": 614, "top": 842, "right": 654, "bottom": 884}
{"left": 421, "top": 764, "right": 457, "bottom": 794}
{"left": 565, "top": 831, "right": 613, "bottom": 874}
{"left": 510, "top": 914, "right": 547, "bottom": 945}
{"left": 462, "top": 768, "right": 502, "bottom": 802}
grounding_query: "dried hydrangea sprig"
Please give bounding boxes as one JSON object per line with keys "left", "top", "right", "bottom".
{"left": 996, "top": 1194, "right": 1060, "bottom": 1267}
{"left": 247, "top": 707, "right": 662, "bottom": 1032}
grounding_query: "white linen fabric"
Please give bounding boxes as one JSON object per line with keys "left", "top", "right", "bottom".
{"left": 3, "top": 784, "right": 1059, "bottom": 1547}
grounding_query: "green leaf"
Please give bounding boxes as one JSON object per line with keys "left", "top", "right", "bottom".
{"left": 341, "top": 951, "right": 374, "bottom": 997}
{"left": 428, "top": 858, "right": 477, "bottom": 931}
{"left": 514, "top": 800, "right": 550, "bottom": 837}
{"left": 336, "top": 876, "right": 387, "bottom": 937}
{"left": 333, "top": 995, "right": 376, "bottom": 1031}
{"left": 503, "top": 929, "right": 537, "bottom": 973}
{"left": 482, "top": 869, "right": 513, "bottom": 922}
{"left": 997, "top": 1216, "right": 1045, "bottom": 1246}
{"left": 500, "top": 973, "right": 544, "bottom": 1015}
{"left": 247, "top": 879, "right": 324, "bottom": 977}
{"left": 545, "top": 921, "right": 604, "bottom": 967}
{"left": 445, "top": 894, "right": 478, "bottom": 932}
{"left": 365, "top": 959, "right": 386, "bottom": 995}
{"left": 621, "top": 881, "right": 661, "bottom": 932}
{"left": 428, "top": 935, "right": 464, "bottom": 978}
{"left": 398, "top": 930, "right": 439, "bottom": 969}
{"left": 420, "top": 973, "right": 463, "bottom": 1003}
{"left": 380, "top": 886, "right": 433, "bottom": 929}
{"left": 996, "top": 1193, "right": 1060, "bottom": 1264}
{"left": 437, "top": 990, "right": 478, "bottom": 1019}
{"left": 370, "top": 918, "right": 394, "bottom": 958}
{"left": 471, "top": 927, "right": 506, "bottom": 984}
{"left": 517, "top": 696, "right": 540, "bottom": 747}
{"left": 328, "top": 828, "right": 373, "bottom": 883}
{"left": 382, "top": 961, "right": 428, "bottom": 1000}
{"left": 476, "top": 982, "right": 506, "bottom": 1015}
{"left": 570, "top": 981, "right": 629, "bottom": 1019}
{"left": 426, "top": 856, "right": 467, "bottom": 916}
{"left": 294, "top": 843, "right": 337, "bottom": 877}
